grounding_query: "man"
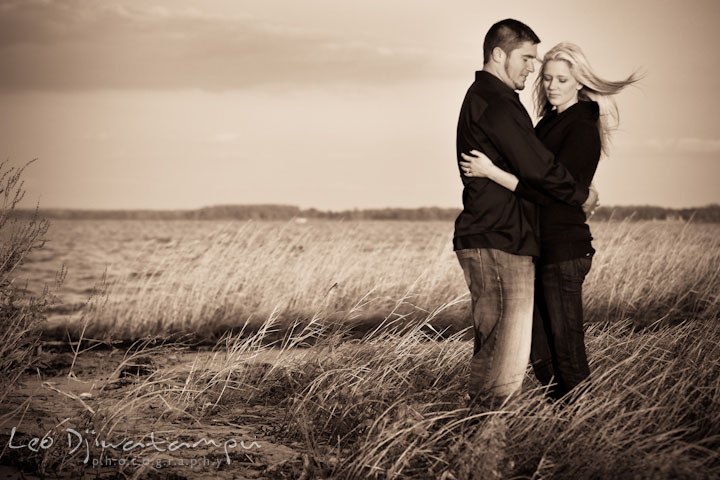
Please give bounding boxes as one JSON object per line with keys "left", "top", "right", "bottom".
{"left": 454, "top": 19, "right": 598, "bottom": 405}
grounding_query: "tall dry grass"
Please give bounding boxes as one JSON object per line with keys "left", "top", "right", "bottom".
{"left": 54, "top": 218, "right": 720, "bottom": 341}
{"left": 71, "top": 304, "right": 719, "bottom": 478}
{"left": 68, "top": 220, "right": 458, "bottom": 339}
{"left": 0, "top": 160, "right": 51, "bottom": 407}
{"left": 585, "top": 219, "right": 720, "bottom": 326}
{"left": 27, "top": 216, "right": 720, "bottom": 478}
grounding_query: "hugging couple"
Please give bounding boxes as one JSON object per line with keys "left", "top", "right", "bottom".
{"left": 453, "top": 18, "right": 639, "bottom": 406}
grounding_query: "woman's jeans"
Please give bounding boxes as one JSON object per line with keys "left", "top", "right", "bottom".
{"left": 456, "top": 248, "right": 534, "bottom": 401}
{"left": 531, "top": 256, "right": 593, "bottom": 400}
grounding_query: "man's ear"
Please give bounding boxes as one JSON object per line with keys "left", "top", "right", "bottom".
{"left": 491, "top": 46, "right": 506, "bottom": 63}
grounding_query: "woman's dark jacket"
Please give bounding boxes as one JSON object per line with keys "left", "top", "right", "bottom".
{"left": 524, "top": 100, "right": 601, "bottom": 264}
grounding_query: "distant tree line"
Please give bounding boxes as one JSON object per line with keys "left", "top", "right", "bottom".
{"left": 14, "top": 204, "right": 720, "bottom": 222}
{"left": 591, "top": 204, "right": 720, "bottom": 222}
{"left": 302, "top": 206, "right": 459, "bottom": 221}
{"left": 17, "top": 204, "right": 303, "bottom": 221}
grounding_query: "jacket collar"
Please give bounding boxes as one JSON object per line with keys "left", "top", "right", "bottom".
{"left": 552, "top": 100, "right": 600, "bottom": 121}
{"left": 475, "top": 70, "right": 517, "bottom": 96}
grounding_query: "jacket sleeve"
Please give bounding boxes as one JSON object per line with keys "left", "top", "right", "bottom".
{"left": 478, "top": 98, "right": 589, "bottom": 206}
{"left": 515, "top": 121, "right": 602, "bottom": 204}
{"left": 552, "top": 121, "right": 601, "bottom": 186}
{"left": 514, "top": 181, "right": 553, "bottom": 206}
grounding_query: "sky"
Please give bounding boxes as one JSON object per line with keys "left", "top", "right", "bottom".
{"left": 2, "top": 0, "right": 719, "bottom": 211}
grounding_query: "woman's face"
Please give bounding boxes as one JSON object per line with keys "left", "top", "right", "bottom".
{"left": 542, "top": 59, "right": 581, "bottom": 112}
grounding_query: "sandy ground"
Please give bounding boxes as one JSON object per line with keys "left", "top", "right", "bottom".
{"left": 0, "top": 347, "right": 310, "bottom": 479}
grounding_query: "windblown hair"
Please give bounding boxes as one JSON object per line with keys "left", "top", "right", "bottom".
{"left": 483, "top": 19, "right": 540, "bottom": 65}
{"left": 533, "top": 42, "right": 642, "bottom": 155}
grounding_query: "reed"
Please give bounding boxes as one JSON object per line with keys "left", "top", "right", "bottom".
{"left": 38, "top": 218, "right": 720, "bottom": 341}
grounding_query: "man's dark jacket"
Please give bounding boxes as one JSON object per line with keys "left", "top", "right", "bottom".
{"left": 453, "top": 70, "right": 589, "bottom": 257}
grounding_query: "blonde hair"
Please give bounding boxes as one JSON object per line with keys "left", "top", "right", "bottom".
{"left": 533, "top": 42, "right": 641, "bottom": 155}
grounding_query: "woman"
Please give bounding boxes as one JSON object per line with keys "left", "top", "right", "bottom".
{"left": 460, "top": 42, "right": 639, "bottom": 401}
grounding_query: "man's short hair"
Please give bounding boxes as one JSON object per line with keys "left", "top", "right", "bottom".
{"left": 483, "top": 19, "right": 540, "bottom": 64}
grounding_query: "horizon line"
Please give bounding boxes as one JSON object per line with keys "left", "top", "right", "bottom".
{"left": 18, "top": 203, "right": 720, "bottom": 213}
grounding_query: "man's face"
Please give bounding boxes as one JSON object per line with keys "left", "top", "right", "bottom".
{"left": 503, "top": 41, "right": 538, "bottom": 90}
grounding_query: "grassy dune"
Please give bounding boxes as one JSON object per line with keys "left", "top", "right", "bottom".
{"left": 6, "top": 218, "right": 720, "bottom": 478}
{"left": 46, "top": 300, "right": 719, "bottom": 478}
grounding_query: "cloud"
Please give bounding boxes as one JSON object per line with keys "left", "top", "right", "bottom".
{"left": 0, "top": 1, "right": 436, "bottom": 91}
{"left": 646, "top": 138, "right": 720, "bottom": 155}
